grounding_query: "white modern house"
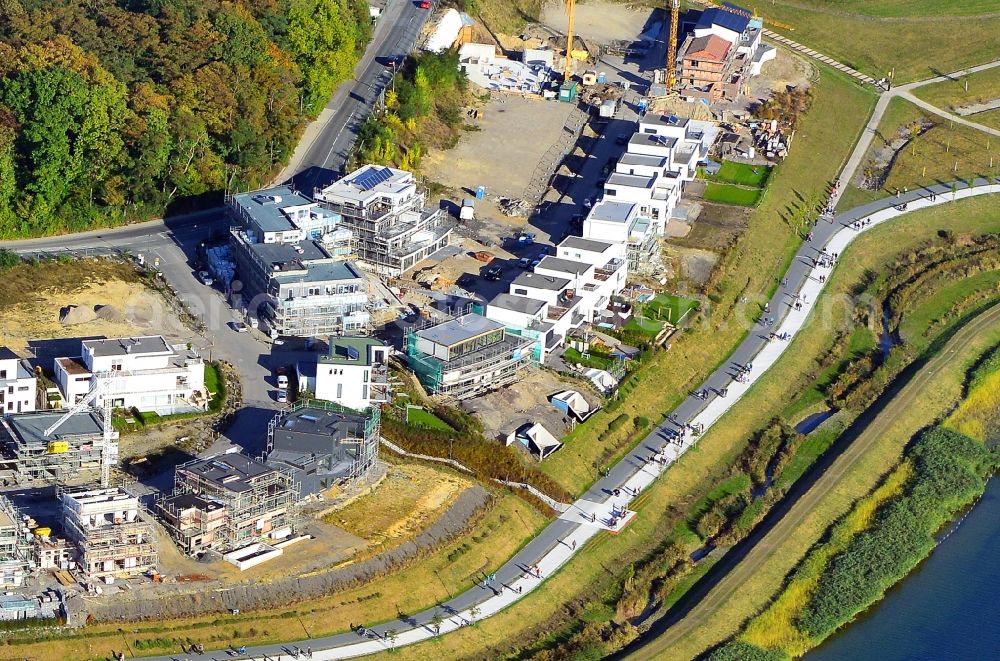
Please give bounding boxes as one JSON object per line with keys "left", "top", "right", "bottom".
{"left": 297, "top": 337, "right": 391, "bottom": 411}
{"left": 54, "top": 336, "right": 206, "bottom": 413}
{"left": 581, "top": 112, "right": 714, "bottom": 273}
{"left": 0, "top": 347, "right": 35, "bottom": 415}
{"left": 486, "top": 236, "right": 628, "bottom": 361}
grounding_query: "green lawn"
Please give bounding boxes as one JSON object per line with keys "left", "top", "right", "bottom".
{"left": 970, "top": 108, "right": 1000, "bottom": 131}
{"left": 761, "top": 1, "right": 1000, "bottom": 82}
{"left": 204, "top": 361, "right": 224, "bottom": 411}
{"left": 642, "top": 293, "right": 700, "bottom": 326}
{"left": 623, "top": 316, "right": 664, "bottom": 336}
{"left": 406, "top": 406, "right": 454, "bottom": 431}
{"left": 899, "top": 270, "right": 1000, "bottom": 351}
{"left": 563, "top": 346, "right": 616, "bottom": 370}
{"left": 709, "top": 161, "right": 773, "bottom": 188}
{"left": 703, "top": 183, "right": 762, "bottom": 207}
{"left": 912, "top": 65, "right": 1000, "bottom": 112}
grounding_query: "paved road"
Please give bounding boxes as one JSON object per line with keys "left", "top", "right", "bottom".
{"left": 282, "top": 0, "right": 432, "bottom": 194}
{"left": 622, "top": 271, "right": 1000, "bottom": 661}
{"left": 134, "top": 180, "right": 1000, "bottom": 661}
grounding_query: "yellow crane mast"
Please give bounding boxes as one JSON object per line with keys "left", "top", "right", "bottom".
{"left": 564, "top": 0, "right": 576, "bottom": 82}
{"left": 667, "top": 0, "right": 680, "bottom": 90}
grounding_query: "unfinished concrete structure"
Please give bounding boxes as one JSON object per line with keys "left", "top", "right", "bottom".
{"left": 406, "top": 314, "right": 535, "bottom": 400}
{"left": 158, "top": 454, "right": 296, "bottom": 554}
{"left": 314, "top": 165, "right": 455, "bottom": 276}
{"left": 0, "top": 410, "right": 114, "bottom": 487}
{"left": 0, "top": 495, "right": 33, "bottom": 588}
{"left": 61, "top": 487, "right": 156, "bottom": 583}
{"left": 264, "top": 399, "right": 381, "bottom": 497}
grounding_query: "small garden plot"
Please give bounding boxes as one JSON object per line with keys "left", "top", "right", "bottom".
{"left": 406, "top": 406, "right": 454, "bottom": 431}
{"left": 704, "top": 182, "right": 763, "bottom": 207}
{"left": 642, "top": 293, "right": 700, "bottom": 326}
{"left": 710, "top": 160, "right": 773, "bottom": 188}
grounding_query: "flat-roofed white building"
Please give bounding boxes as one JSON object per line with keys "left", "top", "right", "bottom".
{"left": 0, "top": 347, "right": 35, "bottom": 415}
{"left": 54, "top": 336, "right": 206, "bottom": 413}
{"left": 297, "top": 337, "right": 391, "bottom": 411}
{"left": 487, "top": 236, "right": 628, "bottom": 361}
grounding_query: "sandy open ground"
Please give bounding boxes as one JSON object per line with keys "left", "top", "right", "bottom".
{"left": 541, "top": 0, "right": 655, "bottom": 44}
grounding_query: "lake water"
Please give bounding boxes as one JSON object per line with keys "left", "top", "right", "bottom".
{"left": 808, "top": 478, "right": 999, "bottom": 661}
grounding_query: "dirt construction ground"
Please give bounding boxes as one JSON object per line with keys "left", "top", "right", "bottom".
{"left": 423, "top": 95, "right": 576, "bottom": 201}
{"left": 0, "top": 259, "right": 190, "bottom": 355}
{"left": 462, "top": 368, "right": 600, "bottom": 443}
{"left": 541, "top": 0, "right": 653, "bottom": 44}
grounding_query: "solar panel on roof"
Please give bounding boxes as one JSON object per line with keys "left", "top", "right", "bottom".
{"left": 347, "top": 345, "right": 360, "bottom": 361}
{"left": 351, "top": 166, "right": 394, "bottom": 191}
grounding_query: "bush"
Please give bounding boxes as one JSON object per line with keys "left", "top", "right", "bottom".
{"left": 709, "top": 640, "right": 788, "bottom": 661}
{"left": 797, "top": 426, "right": 992, "bottom": 638}
{"left": 0, "top": 249, "right": 20, "bottom": 271}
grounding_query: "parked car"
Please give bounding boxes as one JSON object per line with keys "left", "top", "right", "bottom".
{"left": 197, "top": 270, "right": 213, "bottom": 286}
{"left": 530, "top": 258, "right": 541, "bottom": 269}
{"left": 277, "top": 374, "right": 289, "bottom": 389}
{"left": 417, "top": 0, "right": 431, "bottom": 8}
{"left": 615, "top": 134, "right": 629, "bottom": 145}
{"left": 583, "top": 198, "right": 593, "bottom": 209}
{"left": 276, "top": 389, "right": 288, "bottom": 403}
{"left": 519, "top": 257, "right": 531, "bottom": 269}
{"left": 229, "top": 321, "right": 249, "bottom": 333}
{"left": 485, "top": 265, "right": 504, "bottom": 281}
{"left": 539, "top": 246, "right": 550, "bottom": 256}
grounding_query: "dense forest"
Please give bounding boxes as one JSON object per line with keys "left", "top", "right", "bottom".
{"left": 0, "top": 0, "right": 371, "bottom": 238}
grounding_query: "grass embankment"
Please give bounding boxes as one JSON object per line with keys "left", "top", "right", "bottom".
{"left": 761, "top": 1, "right": 1000, "bottom": 82}
{"left": 406, "top": 406, "right": 454, "bottom": 432}
{"left": 471, "top": 0, "right": 545, "bottom": 33}
{"left": 713, "top": 365, "right": 998, "bottom": 659}
{"left": 539, "top": 67, "right": 876, "bottom": 495}
{"left": 912, "top": 65, "right": 1000, "bottom": 113}
{"left": 640, "top": 198, "right": 1000, "bottom": 660}
{"left": 374, "top": 200, "right": 1000, "bottom": 661}
{"left": 5, "top": 492, "right": 546, "bottom": 660}
{"left": 842, "top": 96, "right": 999, "bottom": 206}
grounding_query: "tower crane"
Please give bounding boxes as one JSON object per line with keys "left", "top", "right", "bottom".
{"left": 44, "top": 370, "right": 124, "bottom": 487}
{"left": 666, "top": 0, "right": 680, "bottom": 91}
{"left": 564, "top": 0, "right": 576, "bottom": 82}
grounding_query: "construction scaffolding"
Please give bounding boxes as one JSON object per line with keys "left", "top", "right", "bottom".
{"left": 264, "top": 399, "right": 381, "bottom": 495}
{"left": 158, "top": 454, "right": 297, "bottom": 554}
{"left": 0, "top": 410, "right": 109, "bottom": 487}
{"left": 405, "top": 326, "right": 536, "bottom": 400}
{"left": 61, "top": 487, "right": 157, "bottom": 583}
{"left": 0, "top": 494, "right": 33, "bottom": 588}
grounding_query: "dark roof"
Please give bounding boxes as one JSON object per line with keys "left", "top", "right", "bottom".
{"left": 415, "top": 314, "right": 504, "bottom": 347}
{"left": 536, "top": 256, "right": 592, "bottom": 276}
{"left": 162, "top": 492, "right": 223, "bottom": 512}
{"left": 319, "top": 337, "right": 386, "bottom": 366}
{"left": 511, "top": 272, "right": 571, "bottom": 292}
{"left": 489, "top": 293, "right": 546, "bottom": 316}
{"left": 559, "top": 236, "right": 613, "bottom": 253}
{"left": 4, "top": 411, "right": 103, "bottom": 445}
{"left": 178, "top": 454, "right": 275, "bottom": 493}
{"left": 231, "top": 185, "right": 315, "bottom": 234}
{"left": 696, "top": 6, "right": 750, "bottom": 34}
{"left": 0, "top": 347, "right": 18, "bottom": 362}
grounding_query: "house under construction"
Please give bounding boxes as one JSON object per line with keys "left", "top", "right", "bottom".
{"left": 0, "top": 410, "right": 115, "bottom": 487}
{"left": 157, "top": 453, "right": 296, "bottom": 555}
{"left": 263, "top": 399, "right": 381, "bottom": 497}
{"left": 61, "top": 487, "right": 157, "bottom": 583}
{"left": 0, "top": 495, "right": 33, "bottom": 588}
{"left": 405, "top": 314, "right": 535, "bottom": 400}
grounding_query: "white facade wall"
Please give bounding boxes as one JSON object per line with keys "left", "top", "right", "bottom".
{"left": 0, "top": 355, "right": 35, "bottom": 415}
{"left": 485, "top": 305, "right": 544, "bottom": 330}
{"left": 692, "top": 24, "right": 740, "bottom": 44}
{"left": 312, "top": 363, "right": 374, "bottom": 411}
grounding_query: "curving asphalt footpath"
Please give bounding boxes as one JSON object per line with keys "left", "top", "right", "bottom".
{"left": 138, "top": 180, "right": 1000, "bottom": 660}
